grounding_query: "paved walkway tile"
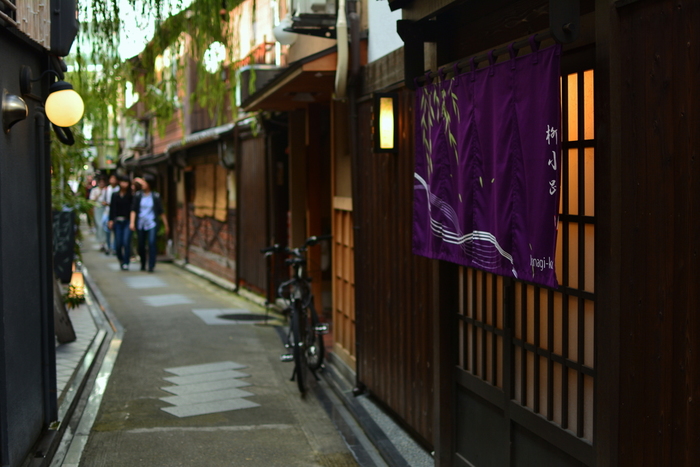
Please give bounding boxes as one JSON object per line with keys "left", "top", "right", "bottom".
{"left": 159, "top": 388, "right": 256, "bottom": 406}
{"left": 164, "top": 361, "right": 246, "bottom": 375}
{"left": 161, "top": 398, "right": 260, "bottom": 418}
{"left": 161, "top": 378, "right": 252, "bottom": 396}
{"left": 163, "top": 369, "right": 250, "bottom": 385}
{"left": 124, "top": 276, "right": 168, "bottom": 289}
{"left": 160, "top": 361, "right": 258, "bottom": 418}
{"left": 55, "top": 303, "right": 98, "bottom": 395}
{"left": 140, "top": 294, "right": 194, "bottom": 307}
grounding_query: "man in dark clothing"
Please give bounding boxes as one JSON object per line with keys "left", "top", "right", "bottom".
{"left": 108, "top": 175, "right": 134, "bottom": 270}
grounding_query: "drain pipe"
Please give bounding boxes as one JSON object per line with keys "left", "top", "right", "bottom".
{"left": 334, "top": 0, "right": 348, "bottom": 99}
{"left": 346, "top": 0, "right": 365, "bottom": 395}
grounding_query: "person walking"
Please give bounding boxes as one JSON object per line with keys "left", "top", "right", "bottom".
{"left": 108, "top": 175, "right": 134, "bottom": 270}
{"left": 102, "top": 174, "right": 120, "bottom": 255}
{"left": 130, "top": 174, "right": 169, "bottom": 272}
{"left": 84, "top": 175, "right": 95, "bottom": 230}
{"left": 90, "top": 177, "right": 107, "bottom": 251}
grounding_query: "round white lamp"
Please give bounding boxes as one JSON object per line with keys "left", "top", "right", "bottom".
{"left": 273, "top": 16, "right": 297, "bottom": 45}
{"left": 45, "top": 81, "right": 84, "bottom": 127}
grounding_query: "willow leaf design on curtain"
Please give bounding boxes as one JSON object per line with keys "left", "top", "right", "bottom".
{"left": 420, "top": 78, "right": 462, "bottom": 178}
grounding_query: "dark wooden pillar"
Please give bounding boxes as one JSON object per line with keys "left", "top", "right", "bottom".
{"left": 593, "top": 1, "right": 620, "bottom": 466}
{"left": 433, "top": 260, "right": 458, "bottom": 466}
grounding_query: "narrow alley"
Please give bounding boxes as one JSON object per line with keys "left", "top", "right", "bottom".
{"left": 51, "top": 230, "right": 403, "bottom": 467}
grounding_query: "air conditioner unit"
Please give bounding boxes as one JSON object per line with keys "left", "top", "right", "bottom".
{"left": 290, "top": 0, "right": 338, "bottom": 37}
{"left": 295, "top": 0, "right": 336, "bottom": 16}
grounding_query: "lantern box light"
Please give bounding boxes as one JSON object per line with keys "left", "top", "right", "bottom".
{"left": 373, "top": 92, "right": 398, "bottom": 153}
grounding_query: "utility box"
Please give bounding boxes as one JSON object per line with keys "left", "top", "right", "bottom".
{"left": 295, "top": 0, "right": 337, "bottom": 15}
{"left": 50, "top": 0, "right": 79, "bottom": 56}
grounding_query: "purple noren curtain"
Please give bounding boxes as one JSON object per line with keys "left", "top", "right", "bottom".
{"left": 413, "top": 42, "right": 562, "bottom": 288}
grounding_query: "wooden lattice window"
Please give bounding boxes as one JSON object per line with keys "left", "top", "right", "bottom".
{"left": 332, "top": 199, "right": 356, "bottom": 370}
{"left": 193, "top": 163, "right": 229, "bottom": 222}
{"left": 458, "top": 66, "right": 596, "bottom": 443}
{"left": 0, "top": 0, "right": 17, "bottom": 26}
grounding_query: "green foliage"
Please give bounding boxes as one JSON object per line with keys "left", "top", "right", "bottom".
{"left": 63, "top": 284, "right": 86, "bottom": 309}
{"left": 52, "top": 0, "right": 257, "bottom": 228}
{"left": 51, "top": 127, "right": 92, "bottom": 214}
{"left": 50, "top": 127, "right": 92, "bottom": 261}
{"left": 71, "top": 0, "right": 249, "bottom": 141}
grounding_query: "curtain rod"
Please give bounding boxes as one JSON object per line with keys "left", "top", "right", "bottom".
{"left": 416, "top": 29, "right": 556, "bottom": 86}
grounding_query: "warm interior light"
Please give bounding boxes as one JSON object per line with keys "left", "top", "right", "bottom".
{"left": 378, "top": 97, "right": 395, "bottom": 150}
{"left": 68, "top": 271, "right": 85, "bottom": 299}
{"left": 45, "top": 81, "right": 84, "bottom": 127}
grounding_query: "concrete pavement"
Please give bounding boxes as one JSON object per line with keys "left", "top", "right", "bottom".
{"left": 47, "top": 229, "right": 434, "bottom": 467}
{"left": 55, "top": 234, "right": 367, "bottom": 467}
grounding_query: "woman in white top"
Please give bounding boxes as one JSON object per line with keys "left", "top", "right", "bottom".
{"left": 102, "top": 174, "right": 120, "bottom": 255}
{"left": 90, "top": 177, "right": 107, "bottom": 250}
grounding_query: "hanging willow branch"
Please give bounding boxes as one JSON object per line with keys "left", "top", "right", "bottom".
{"left": 68, "top": 0, "right": 249, "bottom": 142}
{"left": 51, "top": 0, "right": 259, "bottom": 231}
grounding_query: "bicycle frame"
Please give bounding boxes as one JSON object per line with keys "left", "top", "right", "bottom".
{"left": 261, "top": 235, "right": 331, "bottom": 393}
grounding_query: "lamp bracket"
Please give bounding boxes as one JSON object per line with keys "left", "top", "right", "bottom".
{"left": 20, "top": 66, "right": 64, "bottom": 97}
{"left": 52, "top": 123, "right": 75, "bottom": 145}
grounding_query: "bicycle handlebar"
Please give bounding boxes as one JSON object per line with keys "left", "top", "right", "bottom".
{"left": 261, "top": 235, "right": 332, "bottom": 257}
{"left": 305, "top": 234, "right": 333, "bottom": 247}
{"left": 260, "top": 244, "right": 283, "bottom": 255}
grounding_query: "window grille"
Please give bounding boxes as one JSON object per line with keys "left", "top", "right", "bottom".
{"left": 458, "top": 67, "right": 596, "bottom": 443}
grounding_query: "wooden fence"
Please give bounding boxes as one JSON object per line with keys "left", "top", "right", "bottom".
{"left": 355, "top": 89, "right": 436, "bottom": 447}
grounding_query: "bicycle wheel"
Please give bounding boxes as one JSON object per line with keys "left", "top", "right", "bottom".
{"left": 290, "top": 300, "right": 307, "bottom": 394}
{"left": 305, "top": 305, "right": 325, "bottom": 371}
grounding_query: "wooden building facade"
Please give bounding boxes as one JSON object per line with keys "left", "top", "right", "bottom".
{"left": 155, "top": 0, "right": 700, "bottom": 464}
{"left": 169, "top": 125, "right": 238, "bottom": 284}
{"left": 1, "top": 0, "right": 79, "bottom": 465}
{"left": 362, "top": 0, "right": 700, "bottom": 466}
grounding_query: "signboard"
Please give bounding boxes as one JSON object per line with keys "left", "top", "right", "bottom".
{"left": 53, "top": 210, "right": 76, "bottom": 284}
{"left": 413, "top": 43, "right": 562, "bottom": 288}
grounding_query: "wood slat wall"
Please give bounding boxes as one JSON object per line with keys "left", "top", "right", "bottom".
{"left": 152, "top": 111, "right": 184, "bottom": 156}
{"left": 609, "top": 1, "right": 700, "bottom": 465}
{"left": 237, "top": 136, "right": 268, "bottom": 293}
{"left": 14, "top": 0, "right": 50, "bottom": 48}
{"left": 355, "top": 89, "right": 436, "bottom": 447}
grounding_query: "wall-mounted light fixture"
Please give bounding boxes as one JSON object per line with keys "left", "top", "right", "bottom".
{"left": 44, "top": 81, "right": 84, "bottom": 128}
{"left": 373, "top": 92, "right": 398, "bottom": 153}
{"left": 273, "top": 15, "right": 297, "bottom": 45}
{"left": 2, "top": 89, "right": 29, "bottom": 133}
{"left": 20, "top": 66, "right": 84, "bottom": 127}
{"left": 18, "top": 65, "right": 84, "bottom": 145}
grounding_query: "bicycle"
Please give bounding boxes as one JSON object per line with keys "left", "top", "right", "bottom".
{"left": 261, "top": 234, "right": 331, "bottom": 394}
